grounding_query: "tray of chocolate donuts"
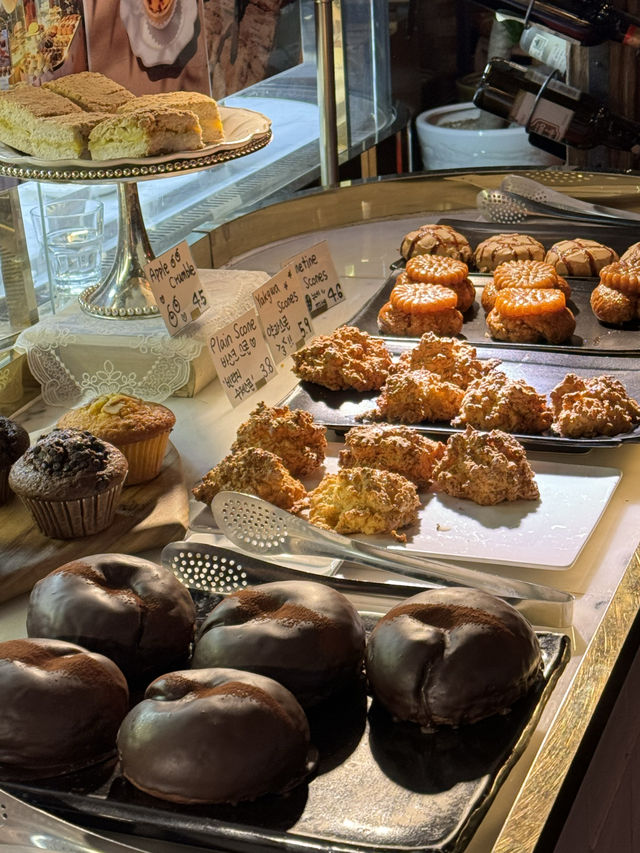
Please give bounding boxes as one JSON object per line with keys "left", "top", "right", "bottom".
{"left": 365, "top": 221, "right": 640, "bottom": 354}
{"left": 0, "top": 550, "right": 570, "bottom": 853}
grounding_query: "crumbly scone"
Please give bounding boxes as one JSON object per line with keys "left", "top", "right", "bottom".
{"left": 481, "top": 259, "right": 571, "bottom": 313}
{"left": 377, "top": 300, "right": 464, "bottom": 337}
{"left": 192, "top": 447, "right": 306, "bottom": 510}
{"left": 474, "top": 233, "right": 546, "bottom": 272}
{"left": 392, "top": 332, "right": 500, "bottom": 389}
{"left": 452, "top": 372, "right": 553, "bottom": 434}
{"left": 291, "top": 326, "right": 392, "bottom": 391}
{"left": 549, "top": 373, "right": 640, "bottom": 438}
{"left": 400, "top": 223, "right": 472, "bottom": 263}
{"left": 432, "top": 425, "right": 540, "bottom": 506}
{"left": 297, "top": 466, "right": 420, "bottom": 540}
{"left": 364, "top": 369, "right": 464, "bottom": 424}
{"left": 590, "top": 260, "right": 640, "bottom": 325}
{"left": 231, "top": 401, "right": 326, "bottom": 477}
{"left": 338, "top": 424, "right": 445, "bottom": 489}
{"left": 544, "top": 238, "right": 618, "bottom": 277}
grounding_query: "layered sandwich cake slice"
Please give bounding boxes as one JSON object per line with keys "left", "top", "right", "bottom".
{"left": 118, "top": 91, "right": 224, "bottom": 144}
{"left": 88, "top": 107, "right": 203, "bottom": 160}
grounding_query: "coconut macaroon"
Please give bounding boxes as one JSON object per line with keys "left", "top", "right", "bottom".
{"left": 431, "top": 425, "right": 540, "bottom": 506}
{"left": 88, "top": 107, "right": 203, "bottom": 159}
{"left": 295, "top": 466, "right": 420, "bottom": 541}
{"left": 339, "top": 424, "right": 445, "bottom": 489}
{"left": 550, "top": 373, "right": 640, "bottom": 438}
{"left": 365, "top": 369, "right": 464, "bottom": 424}
{"left": 452, "top": 372, "right": 553, "bottom": 434}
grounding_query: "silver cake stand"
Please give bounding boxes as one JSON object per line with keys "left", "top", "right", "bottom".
{"left": 0, "top": 105, "right": 272, "bottom": 319}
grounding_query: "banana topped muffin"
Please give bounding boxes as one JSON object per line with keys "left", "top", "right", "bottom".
{"left": 57, "top": 393, "right": 175, "bottom": 484}
{"left": 9, "top": 428, "right": 128, "bottom": 538}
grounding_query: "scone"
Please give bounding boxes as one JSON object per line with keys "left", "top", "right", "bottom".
{"left": 192, "top": 447, "right": 306, "bottom": 510}
{"left": 431, "top": 425, "right": 539, "bottom": 506}
{"left": 481, "top": 259, "right": 571, "bottom": 313}
{"left": 88, "top": 107, "right": 203, "bottom": 159}
{"left": 400, "top": 223, "right": 472, "bottom": 264}
{"left": 452, "top": 372, "right": 553, "bottom": 434}
{"left": 544, "top": 238, "right": 618, "bottom": 277}
{"left": 44, "top": 72, "right": 135, "bottom": 113}
{"left": 57, "top": 393, "right": 176, "bottom": 485}
{"left": 298, "top": 466, "right": 420, "bottom": 540}
{"left": 392, "top": 332, "right": 499, "bottom": 389}
{"left": 590, "top": 260, "right": 640, "bottom": 325}
{"left": 474, "top": 233, "right": 546, "bottom": 272}
{"left": 230, "top": 401, "right": 326, "bottom": 476}
{"left": 550, "top": 373, "right": 640, "bottom": 437}
{"left": 291, "top": 325, "right": 392, "bottom": 391}
{"left": 486, "top": 288, "right": 576, "bottom": 345}
{"left": 119, "top": 91, "right": 224, "bottom": 144}
{"left": 339, "top": 424, "right": 445, "bottom": 489}
{"left": 365, "top": 369, "right": 464, "bottom": 424}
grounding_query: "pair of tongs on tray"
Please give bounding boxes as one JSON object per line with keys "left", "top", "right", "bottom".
{"left": 175, "top": 491, "right": 571, "bottom": 605}
{"left": 477, "top": 173, "right": 640, "bottom": 227}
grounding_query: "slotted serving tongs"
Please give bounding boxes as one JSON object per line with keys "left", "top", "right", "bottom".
{"left": 478, "top": 174, "right": 640, "bottom": 227}
{"left": 209, "top": 492, "right": 572, "bottom": 604}
{"left": 0, "top": 786, "right": 146, "bottom": 851}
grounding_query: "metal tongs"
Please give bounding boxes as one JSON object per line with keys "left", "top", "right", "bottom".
{"left": 478, "top": 173, "right": 640, "bottom": 227}
{"left": 210, "top": 491, "right": 573, "bottom": 605}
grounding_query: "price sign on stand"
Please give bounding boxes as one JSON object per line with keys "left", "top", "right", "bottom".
{"left": 253, "top": 264, "right": 313, "bottom": 360}
{"left": 286, "top": 240, "right": 345, "bottom": 317}
{"left": 145, "top": 241, "right": 209, "bottom": 335}
{"left": 208, "top": 309, "right": 277, "bottom": 406}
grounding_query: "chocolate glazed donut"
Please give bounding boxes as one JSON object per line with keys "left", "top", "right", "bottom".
{"left": 0, "top": 638, "right": 129, "bottom": 777}
{"left": 365, "top": 588, "right": 542, "bottom": 728}
{"left": 26, "top": 554, "right": 196, "bottom": 683}
{"left": 117, "top": 668, "right": 317, "bottom": 804}
{"left": 191, "top": 580, "right": 366, "bottom": 707}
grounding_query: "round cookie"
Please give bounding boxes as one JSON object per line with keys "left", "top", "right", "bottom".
{"left": 0, "top": 638, "right": 129, "bottom": 777}
{"left": 118, "top": 667, "right": 316, "bottom": 804}
{"left": 191, "top": 580, "right": 366, "bottom": 707}
{"left": 365, "top": 587, "right": 542, "bottom": 727}
{"left": 27, "top": 553, "right": 196, "bottom": 683}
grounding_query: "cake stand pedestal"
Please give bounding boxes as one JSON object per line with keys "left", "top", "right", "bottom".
{"left": 0, "top": 105, "right": 272, "bottom": 319}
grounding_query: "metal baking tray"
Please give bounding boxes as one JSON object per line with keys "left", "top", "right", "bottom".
{"left": 1, "top": 589, "right": 569, "bottom": 853}
{"left": 351, "top": 270, "right": 640, "bottom": 356}
{"left": 281, "top": 344, "right": 640, "bottom": 451}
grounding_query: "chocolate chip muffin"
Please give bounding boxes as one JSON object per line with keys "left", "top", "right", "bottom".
{"left": 9, "top": 428, "right": 128, "bottom": 538}
{"left": 0, "top": 415, "right": 29, "bottom": 505}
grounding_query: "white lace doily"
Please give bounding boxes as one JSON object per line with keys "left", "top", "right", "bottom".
{"left": 15, "top": 268, "right": 269, "bottom": 407}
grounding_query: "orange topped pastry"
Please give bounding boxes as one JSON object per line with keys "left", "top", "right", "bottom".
{"left": 591, "top": 259, "right": 640, "bottom": 324}
{"left": 482, "top": 259, "right": 571, "bottom": 312}
{"left": 390, "top": 281, "right": 458, "bottom": 314}
{"left": 404, "top": 255, "right": 476, "bottom": 313}
{"left": 487, "top": 287, "right": 576, "bottom": 344}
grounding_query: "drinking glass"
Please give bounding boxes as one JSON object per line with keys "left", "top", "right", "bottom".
{"left": 31, "top": 198, "right": 104, "bottom": 305}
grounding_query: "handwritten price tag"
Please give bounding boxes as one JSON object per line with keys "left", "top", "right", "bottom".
{"left": 208, "top": 309, "right": 277, "bottom": 406}
{"left": 145, "top": 241, "right": 209, "bottom": 336}
{"left": 253, "top": 264, "right": 313, "bottom": 360}
{"left": 287, "top": 240, "right": 345, "bottom": 317}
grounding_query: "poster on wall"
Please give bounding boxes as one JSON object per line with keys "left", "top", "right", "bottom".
{"left": 82, "top": 0, "right": 210, "bottom": 95}
{"left": 0, "top": 0, "right": 88, "bottom": 89}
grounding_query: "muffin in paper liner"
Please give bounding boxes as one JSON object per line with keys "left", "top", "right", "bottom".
{"left": 0, "top": 415, "right": 30, "bottom": 506}
{"left": 57, "top": 394, "right": 175, "bottom": 485}
{"left": 9, "top": 428, "right": 128, "bottom": 539}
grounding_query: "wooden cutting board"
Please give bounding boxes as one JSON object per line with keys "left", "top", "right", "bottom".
{"left": 0, "top": 443, "right": 189, "bottom": 604}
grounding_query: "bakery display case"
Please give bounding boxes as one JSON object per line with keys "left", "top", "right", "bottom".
{"left": 1, "top": 167, "right": 640, "bottom": 852}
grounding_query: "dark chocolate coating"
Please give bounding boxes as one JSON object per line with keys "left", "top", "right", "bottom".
{"left": 118, "top": 667, "right": 316, "bottom": 804}
{"left": 0, "top": 638, "right": 129, "bottom": 776}
{"left": 191, "top": 580, "right": 366, "bottom": 706}
{"left": 0, "top": 415, "right": 29, "bottom": 468}
{"left": 26, "top": 554, "right": 196, "bottom": 683}
{"left": 365, "top": 587, "right": 542, "bottom": 727}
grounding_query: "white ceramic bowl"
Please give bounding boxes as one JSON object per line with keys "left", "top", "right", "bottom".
{"left": 416, "top": 102, "right": 562, "bottom": 170}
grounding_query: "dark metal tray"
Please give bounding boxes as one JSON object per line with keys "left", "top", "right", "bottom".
{"left": 282, "top": 344, "right": 640, "bottom": 451}
{"left": 352, "top": 270, "right": 640, "bottom": 356}
{"left": 2, "top": 590, "right": 569, "bottom": 853}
